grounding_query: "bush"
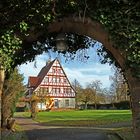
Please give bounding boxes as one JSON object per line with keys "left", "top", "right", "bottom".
{"left": 79, "top": 101, "right": 130, "bottom": 110}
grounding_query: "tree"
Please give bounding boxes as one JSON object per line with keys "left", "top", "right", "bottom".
{"left": 109, "top": 67, "right": 129, "bottom": 102}
{"left": 30, "top": 86, "right": 49, "bottom": 118}
{"left": 77, "top": 88, "right": 95, "bottom": 109}
{"left": 109, "top": 83, "right": 117, "bottom": 106}
{"left": 0, "top": 0, "right": 140, "bottom": 139}
{"left": 2, "top": 68, "right": 24, "bottom": 128}
{"left": 72, "top": 79, "right": 82, "bottom": 109}
{"left": 30, "top": 95, "right": 38, "bottom": 119}
{"left": 101, "top": 88, "right": 114, "bottom": 105}
{"left": 96, "top": 89, "right": 106, "bottom": 104}
{"left": 87, "top": 80, "right": 102, "bottom": 109}
{"left": 0, "top": 31, "right": 22, "bottom": 127}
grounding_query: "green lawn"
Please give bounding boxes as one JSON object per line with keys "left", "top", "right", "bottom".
{"left": 21, "top": 110, "right": 132, "bottom": 126}
{"left": 15, "top": 110, "right": 134, "bottom": 140}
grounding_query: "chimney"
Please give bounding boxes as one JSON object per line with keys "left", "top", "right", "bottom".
{"left": 46, "top": 59, "right": 51, "bottom": 66}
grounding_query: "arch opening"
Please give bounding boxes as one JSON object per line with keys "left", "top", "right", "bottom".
{"left": 24, "top": 17, "right": 140, "bottom": 139}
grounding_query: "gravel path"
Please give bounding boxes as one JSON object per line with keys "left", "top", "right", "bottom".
{"left": 16, "top": 117, "right": 110, "bottom": 140}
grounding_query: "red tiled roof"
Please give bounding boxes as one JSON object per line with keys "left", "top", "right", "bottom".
{"left": 28, "top": 59, "right": 55, "bottom": 90}
{"left": 37, "top": 59, "right": 55, "bottom": 79}
{"left": 35, "top": 59, "right": 55, "bottom": 87}
{"left": 29, "top": 76, "right": 39, "bottom": 87}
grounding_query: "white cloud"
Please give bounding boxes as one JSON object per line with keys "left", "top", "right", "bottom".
{"left": 63, "top": 67, "right": 111, "bottom": 88}
{"left": 19, "top": 54, "right": 113, "bottom": 88}
{"left": 19, "top": 55, "right": 47, "bottom": 84}
{"left": 72, "top": 63, "right": 111, "bottom": 75}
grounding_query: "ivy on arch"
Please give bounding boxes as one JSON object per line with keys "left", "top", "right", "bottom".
{"left": 0, "top": 0, "right": 140, "bottom": 139}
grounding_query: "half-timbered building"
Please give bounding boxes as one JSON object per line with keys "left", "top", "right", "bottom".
{"left": 27, "top": 58, "right": 75, "bottom": 110}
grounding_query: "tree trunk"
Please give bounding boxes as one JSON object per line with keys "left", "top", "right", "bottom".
{"left": 1, "top": 94, "right": 13, "bottom": 128}
{"left": 84, "top": 102, "right": 88, "bottom": 110}
{"left": 129, "top": 78, "right": 140, "bottom": 140}
{"left": 131, "top": 85, "right": 140, "bottom": 139}
{"left": 30, "top": 100, "right": 38, "bottom": 119}
{"left": 95, "top": 102, "right": 97, "bottom": 109}
{"left": 0, "top": 67, "right": 5, "bottom": 128}
{"left": 111, "top": 102, "right": 115, "bottom": 109}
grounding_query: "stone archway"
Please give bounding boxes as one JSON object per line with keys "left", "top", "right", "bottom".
{"left": 0, "top": 16, "right": 139, "bottom": 139}
{"left": 47, "top": 17, "right": 140, "bottom": 139}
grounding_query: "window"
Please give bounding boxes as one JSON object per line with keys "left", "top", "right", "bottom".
{"left": 54, "top": 78, "right": 57, "bottom": 83}
{"left": 44, "top": 77, "right": 48, "bottom": 83}
{"left": 52, "top": 88, "right": 60, "bottom": 94}
{"left": 52, "top": 77, "right": 57, "bottom": 83}
{"left": 54, "top": 99, "right": 59, "bottom": 108}
{"left": 65, "top": 99, "right": 69, "bottom": 107}
{"left": 66, "top": 88, "right": 69, "bottom": 93}
{"left": 52, "top": 88, "right": 55, "bottom": 93}
{"left": 63, "top": 88, "right": 70, "bottom": 94}
{"left": 57, "top": 78, "right": 59, "bottom": 83}
{"left": 57, "top": 69, "right": 62, "bottom": 74}
{"left": 44, "top": 87, "right": 49, "bottom": 93}
{"left": 56, "top": 88, "right": 60, "bottom": 93}
{"left": 59, "top": 78, "right": 61, "bottom": 83}
{"left": 63, "top": 88, "right": 66, "bottom": 93}
{"left": 53, "top": 69, "right": 56, "bottom": 73}
{"left": 69, "top": 89, "right": 72, "bottom": 93}
{"left": 39, "top": 87, "right": 48, "bottom": 96}
{"left": 64, "top": 78, "right": 67, "bottom": 83}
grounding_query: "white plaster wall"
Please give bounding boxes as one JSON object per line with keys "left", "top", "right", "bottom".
{"left": 54, "top": 98, "right": 75, "bottom": 108}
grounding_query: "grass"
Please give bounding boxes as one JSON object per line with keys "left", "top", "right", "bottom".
{"left": 1, "top": 125, "right": 28, "bottom": 140}
{"left": 16, "top": 110, "right": 132, "bottom": 127}
{"left": 14, "top": 110, "right": 133, "bottom": 140}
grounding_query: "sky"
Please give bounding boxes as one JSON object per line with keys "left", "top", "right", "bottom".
{"left": 19, "top": 43, "right": 114, "bottom": 89}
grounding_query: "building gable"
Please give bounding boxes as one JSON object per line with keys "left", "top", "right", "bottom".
{"left": 28, "top": 58, "right": 75, "bottom": 98}
{"left": 27, "top": 58, "right": 76, "bottom": 110}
